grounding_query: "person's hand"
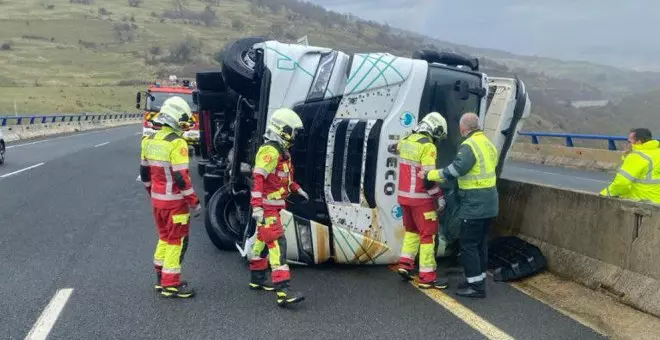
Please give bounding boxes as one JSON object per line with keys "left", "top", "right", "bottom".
{"left": 191, "top": 204, "right": 202, "bottom": 218}
{"left": 252, "top": 207, "right": 264, "bottom": 224}
{"left": 297, "top": 189, "right": 310, "bottom": 203}
{"left": 418, "top": 170, "right": 427, "bottom": 180}
{"left": 436, "top": 196, "right": 446, "bottom": 213}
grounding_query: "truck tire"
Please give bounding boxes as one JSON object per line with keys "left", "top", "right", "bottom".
{"left": 220, "top": 36, "right": 269, "bottom": 99}
{"left": 0, "top": 141, "right": 5, "bottom": 165}
{"left": 204, "top": 184, "right": 248, "bottom": 251}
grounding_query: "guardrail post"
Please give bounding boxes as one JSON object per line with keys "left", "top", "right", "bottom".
{"left": 565, "top": 136, "right": 574, "bottom": 147}
{"left": 531, "top": 135, "right": 539, "bottom": 144}
{"left": 1, "top": 118, "right": 6, "bottom": 126}
{"left": 608, "top": 139, "right": 617, "bottom": 151}
{"left": 29, "top": 117, "right": 36, "bottom": 124}
{"left": 17, "top": 117, "right": 23, "bottom": 125}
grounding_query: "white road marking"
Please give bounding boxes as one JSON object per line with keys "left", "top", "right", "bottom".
{"left": 6, "top": 130, "right": 100, "bottom": 149}
{"left": 24, "top": 288, "right": 74, "bottom": 340}
{"left": 0, "top": 162, "right": 45, "bottom": 178}
{"left": 94, "top": 142, "right": 110, "bottom": 148}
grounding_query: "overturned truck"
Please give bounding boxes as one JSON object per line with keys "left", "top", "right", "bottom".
{"left": 195, "top": 36, "right": 531, "bottom": 266}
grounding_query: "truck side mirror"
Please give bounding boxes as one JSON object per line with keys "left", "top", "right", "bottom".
{"left": 136, "top": 92, "right": 141, "bottom": 109}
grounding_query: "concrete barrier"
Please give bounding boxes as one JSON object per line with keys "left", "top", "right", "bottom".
{"left": 1, "top": 116, "right": 141, "bottom": 142}
{"left": 495, "top": 178, "right": 660, "bottom": 318}
{"left": 509, "top": 143, "right": 622, "bottom": 172}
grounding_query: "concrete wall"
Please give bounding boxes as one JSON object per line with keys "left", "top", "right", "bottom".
{"left": 1, "top": 116, "right": 141, "bottom": 142}
{"left": 509, "top": 143, "right": 622, "bottom": 172}
{"left": 495, "top": 179, "right": 660, "bottom": 317}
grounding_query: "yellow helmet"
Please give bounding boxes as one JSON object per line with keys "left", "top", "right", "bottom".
{"left": 266, "top": 107, "right": 304, "bottom": 146}
{"left": 416, "top": 111, "right": 447, "bottom": 140}
{"left": 154, "top": 96, "right": 193, "bottom": 132}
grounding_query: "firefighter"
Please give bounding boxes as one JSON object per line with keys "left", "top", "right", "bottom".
{"left": 140, "top": 96, "right": 201, "bottom": 299}
{"left": 600, "top": 128, "right": 660, "bottom": 204}
{"left": 249, "top": 107, "right": 309, "bottom": 307}
{"left": 395, "top": 111, "right": 449, "bottom": 290}
{"left": 423, "top": 112, "right": 499, "bottom": 298}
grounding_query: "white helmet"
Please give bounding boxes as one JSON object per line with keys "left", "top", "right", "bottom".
{"left": 265, "top": 107, "right": 304, "bottom": 147}
{"left": 415, "top": 111, "right": 447, "bottom": 140}
{"left": 153, "top": 96, "right": 193, "bottom": 132}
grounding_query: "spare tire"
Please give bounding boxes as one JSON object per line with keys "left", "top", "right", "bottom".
{"left": 204, "top": 184, "right": 249, "bottom": 251}
{"left": 220, "top": 36, "right": 269, "bottom": 99}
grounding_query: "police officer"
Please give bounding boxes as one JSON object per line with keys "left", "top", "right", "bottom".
{"left": 600, "top": 128, "right": 660, "bottom": 204}
{"left": 423, "top": 112, "right": 498, "bottom": 298}
{"left": 395, "top": 112, "right": 449, "bottom": 289}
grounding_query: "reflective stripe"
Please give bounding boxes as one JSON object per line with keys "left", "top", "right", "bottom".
{"left": 419, "top": 266, "right": 435, "bottom": 273}
{"left": 181, "top": 188, "right": 195, "bottom": 196}
{"left": 154, "top": 259, "right": 164, "bottom": 266}
{"left": 162, "top": 268, "right": 181, "bottom": 274}
{"left": 277, "top": 171, "right": 288, "bottom": 178}
{"left": 147, "top": 160, "right": 170, "bottom": 167}
{"left": 410, "top": 166, "right": 417, "bottom": 193}
{"left": 400, "top": 159, "right": 421, "bottom": 166}
{"left": 251, "top": 191, "right": 262, "bottom": 198}
{"left": 151, "top": 192, "right": 184, "bottom": 201}
{"left": 398, "top": 191, "right": 432, "bottom": 199}
{"left": 141, "top": 159, "right": 148, "bottom": 166}
{"left": 617, "top": 168, "right": 636, "bottom": 181}
{"left": 427, "top": 187, "right": 440, "bottom": 195}
{"left": 447, "top": 164, "right": 459, "bottom": 177}
{"left": 467, "top": 274, "right": 484, "bottom": 283}
{"left": 172, "top": 163, "right": 188, "bottom": 171}
{"left": 253, "top": 168, "right": 268, "bottom": 177}
{"left": 400, "top": 254, "right": 415, "bottom": 260}
{"left": 164, "top": 164, "right": 173, "bottom": 196}
{"left": 620, "top": 151, "right": 660, "bottom": 183}
{"left": 273, "top": 265, "right": 290, "bottom": 271}
{"left": 423, "top": 165, "right": 435, "bottom": 171}
{"left": 263, "top": 199, "right": 285, "bottom": 206}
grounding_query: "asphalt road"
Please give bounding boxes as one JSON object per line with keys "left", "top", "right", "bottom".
{"left": 501, "top": 160, "right": 614, "bottom": 193}
{"left": 1, "top": 127, "right": 605, "bottom": 340}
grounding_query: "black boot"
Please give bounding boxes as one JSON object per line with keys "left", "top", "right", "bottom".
{"left": 275, "top": 282, "right": 304, "bottom": 307}
{"left": 456, "top": 282, "right": 486, "bottom": 298}
{"left": 160, "top": 281, "right": 195, "bottom": 298}
{"left": 397, "top": 267, "right": 415, "bottom": 281}
{"left": 154, "top": 272, "right": 163, "bottom": 292}
{"left": 249, "top": 270, "right": 275, "bottom": 291}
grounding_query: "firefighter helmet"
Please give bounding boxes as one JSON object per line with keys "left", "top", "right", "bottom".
{"left": 265, "top": 107, "right": 304, "bottom": 147}
{"left": 416, "top": 111, "right": 447, "bottom": 140}
{"left": 154, "top": 96, "right": 193, "bottom": 132}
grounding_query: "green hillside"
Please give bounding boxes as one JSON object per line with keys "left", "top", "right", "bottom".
{"left": 0, "top": 0, "right": 657, "bottom": 136}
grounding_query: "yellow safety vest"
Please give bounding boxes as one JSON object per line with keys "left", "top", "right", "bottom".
{"left": 601, "top": 140, "right": 660, "bottom": 204}
{"left": 458, "top": 131, "right": 498, "bottom": 190}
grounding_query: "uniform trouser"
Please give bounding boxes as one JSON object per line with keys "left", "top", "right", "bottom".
{"left": 459, "top": 218, "right": 491, "bottom": 291}
{"left": 152, "top": 204, "right": 190, "bottom": 288}
{"left": 249, "top": 208, "right": 291, "bottom": 289}
{"left": 398, "top": 201, "right": 439, "bottom": 283}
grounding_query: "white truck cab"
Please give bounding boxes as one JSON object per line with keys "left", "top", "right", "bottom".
{"left": 195, "top": 37, "right": 531, "bottom": 266}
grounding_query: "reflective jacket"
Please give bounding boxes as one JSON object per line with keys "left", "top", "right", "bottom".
{"left": 396, "top": 132, "right": 443, "bottom": 206}
{"left": 140, "top": 126, "right": 199, "bottom": 209}
{"left": 427, "top": 130, "right": 499, "bottom": 219}
{"left": 251, "top": 141, "right": 301, "bottom": 210}
{"left": 601, "top": 140, "right": 660, "bottom": 204}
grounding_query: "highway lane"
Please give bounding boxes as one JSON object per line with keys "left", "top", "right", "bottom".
{"left": 0, "top": 129, "right": 604, "bottom": 339}
{"left": 502, "top": 160, "right": 614, "bottom": 193}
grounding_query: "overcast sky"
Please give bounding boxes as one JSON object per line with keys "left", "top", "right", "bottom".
{"left": 308, "top": 0, "right": 659, "bottom": 68}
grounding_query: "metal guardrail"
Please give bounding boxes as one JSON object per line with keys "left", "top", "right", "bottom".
{"left": 0, "top": 113, "right": 142, "bottom": 127}
{"left": 518, "top": 131, "right": 660, "bottom": 151}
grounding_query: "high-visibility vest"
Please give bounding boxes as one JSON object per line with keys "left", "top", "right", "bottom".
{"left": 601, "top": 140, "right": 660, "bottom": 204}
{"left": 458, "top": 131, "right": 498, "bottom": 190}
{"left": 251, "top": 141, "right": 301, "bottom": 209}
{"left": 396, "top": 132, "right": 441, "bottom": 205}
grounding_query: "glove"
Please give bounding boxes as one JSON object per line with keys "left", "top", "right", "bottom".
{"left": 191, "top": 204, "right": 202, "bottom": 218}
{"left": 252, "top": 207, "right": 264, "bottom": 224}
{"left": 418, "top": 170, "right": 427, "bottom": 180}
{"left": 297, "top": 189, "right": 310, "bottom": 203}
{"left": 436, "top": 196, "right": 446, "bottom": 213}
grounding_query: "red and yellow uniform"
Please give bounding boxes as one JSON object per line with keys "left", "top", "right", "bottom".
{"left": 249, "top": 141, "right": 302, "bottom": 287}
{"left": 396, "top": 132, "right": 444, "bottom": 285}
{"left": 140, "top": 125, "right": 199, "bottom": 290}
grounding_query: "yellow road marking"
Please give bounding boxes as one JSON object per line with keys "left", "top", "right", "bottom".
{"left": 390, "top": 266, "right": 515, "bottom": 339}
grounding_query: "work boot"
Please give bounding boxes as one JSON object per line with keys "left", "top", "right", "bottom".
{"left": 160, "top": 281, "right": 195, "bottom": 298}
{"left": 154, "top": 272, "right": 163, "bottom": 292}
{"left": 456, "top": 284, "right": 486, "bottom": 299}
{"left": 249, "top": 270, "right": 275, "bottom": 292}
{"left": 397, "top": 267, "right": 415, "bottom": 281}
{"left": 275, "top": 283, "right": 304, "bottom": 307}
{"left": 418, "top": 276, "right": 449, "bottom": 290}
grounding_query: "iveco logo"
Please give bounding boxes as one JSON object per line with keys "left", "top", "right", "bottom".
{"left": 400, "top": 111, "right": 414, "bottom": 128}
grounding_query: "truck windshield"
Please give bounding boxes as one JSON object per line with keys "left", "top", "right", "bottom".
{"left": 146, "top": 92, "right": 196, "bottom": 112}
{"left": 419, "top": 66, "right": 482, "bottom": 166}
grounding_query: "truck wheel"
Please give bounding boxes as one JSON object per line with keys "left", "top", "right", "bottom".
{"left": 0, "top": 141, "right": 5, "bottom": 165}
{"left": 220, "top": 36, "right": 268, "bottom": 99}
{"left": 204, "top": 184, "right": 248, "bottom": 251}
